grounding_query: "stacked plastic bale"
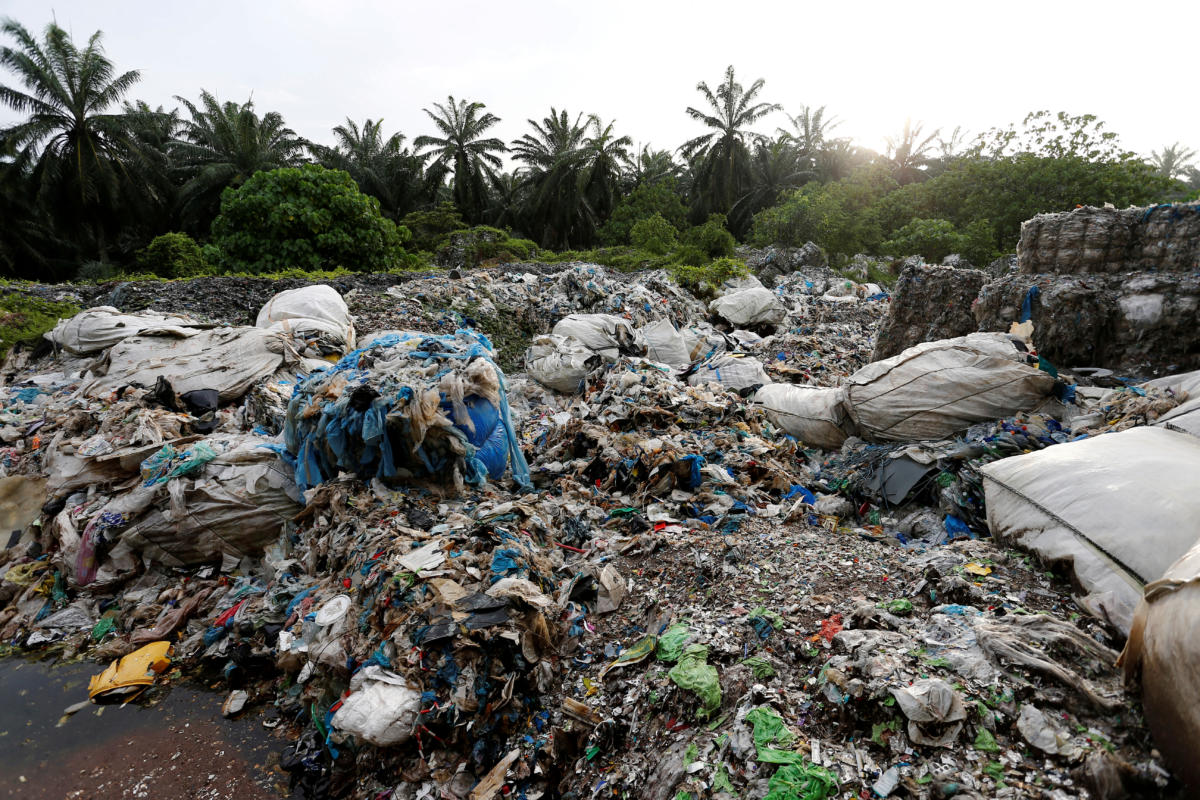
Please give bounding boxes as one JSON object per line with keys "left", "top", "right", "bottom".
{"left": 284, "top": 329, "right": 531, "bottom": 491}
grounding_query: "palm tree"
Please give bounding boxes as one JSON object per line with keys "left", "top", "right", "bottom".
{"left": 171, "top": 90, "right": 306, "bottom": 233}
{"left": 681, "top": 65, "right": 779, "bottom": 227}
{"left": 0, "top": 19, "right": 142, "bottom": 263}
{"left": 1149, "top": 142, "right": 1197, "bottom": 181}
{"left": 779, "top": 104, "right": 839, "bottom": 174}
{"left": 119, "top": 101, "right": 180, "bottom": 246}
{"left": 885, "top": 119, "right": 940, "bottom": 184}
{"left": 511, "top": 108, "right": 591, "bottom": 248}
{"left": 580, "top": 116, "right": 633, "bottom": 225}
{"left": 732, "top": 138, "right": 812, "bottom": 229}
{"left": 414, "top": 96, "right": 506, "bottom": 224}
{"left": 628, "top": 145, "right": 682, "bottom": 189}
{"left": 311, "top": 118, "right": 427, "bottom": 219}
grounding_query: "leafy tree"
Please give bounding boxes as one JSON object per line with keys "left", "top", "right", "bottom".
{"left": 681, "top": 65, "right": 779, "bottom": 231}
{"left": 415, "top": 96, "right": 506, "bottom": 224}
{"left": 0, "top": 19, "right": 142, "bottom": 267}
{"left": 885, "top": 119, "right": 940, "bottom": 184}
{"left": 172, "top": 90, "right": 306, "bottom": 234}
{"left": 310, "top": 118, "right": 427, "bottom": 219}
{"left": 630, "top": 213, "right": 678, "bottom": 255}
{"left": 975, "top": 111, "right": 1128, "bottom": 161}
{"left": 597, "top": 178, "right": 688, "bottom": 246}
{"left": 210, "top": 164, "right": 412, "bottom": 273}
{"left": 135, "top": 232, "right": 208, "bottom": 277}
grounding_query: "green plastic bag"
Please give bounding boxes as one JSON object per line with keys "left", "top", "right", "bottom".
{"left": 656, "top": 622, "right": 691, "bottom": 663}
{"left": 668, "top": 644, "right": 721, "bottom": 718}
{"left": 764, "top": 762, "right": 838, "bottom": 800}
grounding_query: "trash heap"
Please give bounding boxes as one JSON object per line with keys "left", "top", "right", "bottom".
{"left": 0, "top": 260, "right": 1197, "bottom": 800}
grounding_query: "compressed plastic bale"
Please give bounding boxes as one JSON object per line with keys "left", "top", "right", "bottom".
{"left": 82, "top": 327, "right": 290, "bottom": 404}
{"left": 113, "top": 436, "right": 304, "bottom": 573}
{"left": 641, "top": 319, "right": 692, "bottom": 367}
{"left": 330, "top": 666, "right": 421, "bottom": 746}
{"left": 551, "top": 314, "right": 646, "bottom": 360}
{"left": 285, "top": 329, "right": 531, "bottom": 490}
{"left": 525, "top": 335, "right": 601, "bottom": 393}
{"left": 982, "top": 426, "right": 1200, "bottom": 634}
{"left": 687, "top": 353, "right": 771, "bottom": 391}
{"left": 754, "top": 384, "right": 851, "bottom": 450}
{"left": 256, "top": 284, "right": 355, "bottom": 356}
{"left": 709, "top": 288, "right": 786, "bottom": 329}
{"left": 45, "top": 307, "right": 201, "bottom": 355}
{"left": 1119, "top": 537, "right": 1200, "bottom": 791}
{"left": 844, "top": 333, "right": 1058, "bottom": 442}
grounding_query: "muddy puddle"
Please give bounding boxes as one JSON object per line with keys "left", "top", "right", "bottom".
{"left": 0, "top": 657, "right": 289, "bottom": 799}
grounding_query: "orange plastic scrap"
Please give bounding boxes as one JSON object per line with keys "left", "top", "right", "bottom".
{"left": 88, "top": 641, "right": 172, "bottom": 701}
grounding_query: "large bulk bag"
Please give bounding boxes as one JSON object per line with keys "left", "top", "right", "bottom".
{"left": 709, "top": 288, "right": 786, "bottom": 329}
{"left": 1119, "top": 537, "right": 1200, "bottom": 792}
{"left": 551, "top": 314, "right": 646, "bottom": 360}
{"left": 46, "top": 307, "right": 201, "bottom": 355}
{"left": 982, "top": 426, "right": 1200, "bottom": 634}
{"left": 82, "top": 327, "right": 291, "bottom": 404}
{"left": 256, "top": 285, "right": 355, "bottom": 356}
{"left": 845, "top": 333, "right": 1058, "bottom": 442}
{"left": 686, "top": 354, "right": 771, "bottom": 391}
{"left": 754, "top": 384, "right": 850, "bottom": 450}
{"left": 641, "top": 319, "right": 692, "bottom": 367}
{"left": 525, "top": 335, "right": 601, "bottom": 393}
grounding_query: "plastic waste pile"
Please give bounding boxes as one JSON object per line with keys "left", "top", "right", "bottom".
{"left": 0, "top": 261, "right": 1198, "bottom": 799}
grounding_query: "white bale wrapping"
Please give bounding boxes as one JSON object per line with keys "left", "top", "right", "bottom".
{"left": 641, "top": 319, "right": 692, "bottom": 367}
{"left": 552, "top": 314, "right": 645, "bottom": 360}
{"left": 982, "top": 426, "right": 1200, "bottom": 634}
{"left": 46, "top": 307, "right": 201, "bottom": 355}
{"left": 709, "top": 288, "right": 786, "bottom": 328}
{"left": 845, "top": 333, "right": 1057, "bottom": 442}
{"left": 256, "top": 285, "right": 355, "bottom": 354}
{"left": 82, "top": 327, "right": 291, "bottom": 403}
{"left": 687, "top": 354, "right": 771, "bottom": 391}
{"left": 754, "top": 384, "right": 850, "bottom": 449}
{"left": 1120, "top": 537, "right": 1200, "bottom": 791}
{"left": 525, "top": 335, "right": 600, "bottom": 394}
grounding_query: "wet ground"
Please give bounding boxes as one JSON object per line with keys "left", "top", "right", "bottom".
{"left": 0, "top": 657, "right": 289, "bottom": 800}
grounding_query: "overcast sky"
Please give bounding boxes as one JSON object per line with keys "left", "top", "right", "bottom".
{"left": 2, "top": 1, "right": 1197, "bottom": 164}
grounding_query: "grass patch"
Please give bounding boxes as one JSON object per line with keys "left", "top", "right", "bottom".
{"left": 0, "top": 293, "right": 81, "bottom": 359}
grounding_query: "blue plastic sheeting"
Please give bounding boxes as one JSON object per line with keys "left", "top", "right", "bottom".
{"left": 283, "top": 329, "right": 530, "bottom": 491}
{"left": 783, "top": 484, "right": 816, "bottom": 504}
{"left": 943, "top": 514, "right": 974, "bottom": 540}
{"left": 1020, "top": 285, "right": 1041, "bottom": 323}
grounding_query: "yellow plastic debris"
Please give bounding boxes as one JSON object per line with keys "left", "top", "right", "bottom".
{"left": 88, "top": 641, "right": 172, "bottom": 701}
{"left": 964, "top": 562, "right": 993, "bottom": 576}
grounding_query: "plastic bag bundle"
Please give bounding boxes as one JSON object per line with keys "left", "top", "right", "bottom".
{"left": 525, "top": 334, "right": 601, "bottom": 393}
{"left": 284, "top": 329, "right": 531, "bottom": 491}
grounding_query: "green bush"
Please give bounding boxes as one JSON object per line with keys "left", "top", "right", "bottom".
{"left": 671, "top": 245, "right": 708, "bottom": 267}
{"left": 630, "top": 213, "right": 679, "bottom": 255}
{"left": 134, "top": 232, "right": 209, "bottom": 278}
{"left": 667, "top": 256, "right": 750, "bottom": 295}
{"left": 881, "top": 218, "right": 966, "bottom": 263}
{"left": 210, "top": 164, "right": 415, "bottom": 274}
{"left": 685, "top": 213, "right": 736, "bottom": 258}
{"left": 400, "top": 203, "right": 469, "bottom": 252}
{"left": 0, "top": 293, "right": 80, "bottom": 357}
{"left": 598, "top": 179, "right": 688, "bottom": 246}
